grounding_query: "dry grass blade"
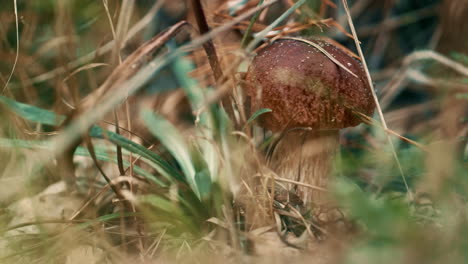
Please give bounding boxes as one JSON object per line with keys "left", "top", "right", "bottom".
{"left": 2, "top": 4, "right": 280, "bottom": 203}
{"left": 1, "top": 0, "right": 19, "bottom": 95}
{"left": 381, "top": 50, "right": 468, "bottom": 109}
{"left": 255, "top": 173, "right": 329, "bottom": 192}
{"left": 245, "top": 0, "right": 306, "bottom": 52}
{"left": 279, "top": 36, "right": 358, "bottom": 78}
{"left": 62, "top": 63, "right": 109, "bottom": 85}
{"left": 197, "top": 0, "right": 304, "bottom": 111}
{"left": 357, "top": 5, "right": 438, "bottom": 36}
{"left": 341, "top": 0, "right": 413, "bottom": 200}
{"left": 82, "top": 136, "right": 121, "bottom": 198}
{"left": 357, "top": 112, "right": 430, "bottom": 152}
{"left": 113, "top": 0, "right": 135, "bottom": 65}
{"left": 102, "top": 0, "right": 132, "bottom": 179}
{"left": 184, "top": 0, "right": 279, "bottom": 53}
{"left": 80, "top": 20, "right": 189, "bottom": 110}
{"left": 55, "top": 2, "right": 276, "bottom": 155}
{"left": 69, "top": 185, "right": 112, "bottom": 221}
{"left": 403, "top": 50, "right": 468, "bottom": 76}
{"left": 23, "top": 0, "right": 165, "bottom": 87}
{"left": 3, "top": 219, "right": 86, "bottom": 233}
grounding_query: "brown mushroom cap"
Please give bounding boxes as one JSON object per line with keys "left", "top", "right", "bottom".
{"left": 245, "top": 38, "right": 375, "bottom": 132}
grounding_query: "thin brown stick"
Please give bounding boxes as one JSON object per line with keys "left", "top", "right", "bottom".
{"left": 189, "top": 0, "right": 239, "bottom": 121}
{"left": 83, "top": 136, "right": 121, "bottom": 197}
{"left": 114, "top": 111, "right": 126, "bottom": 175}
{"left": 190, "top": 0, "right": 223, "bottom": 81}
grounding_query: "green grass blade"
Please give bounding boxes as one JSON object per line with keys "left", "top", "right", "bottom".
{"left": 240, "top": 0, "right": 264, "bottom": 48}
{"left": 141, "top": 109, "right": 199, "bottom": 198}
{"left": 246, "top": 0, "right": 307, "bottom": 52}
{"left": 169, "top": 49, "right": 205, "bottom": 112}
{"left": 89, "top": 126, "right": 184, "bottom": 183}
{"left": 0, "top": 95, "right": 64, "bottom": 126}
{"left": 170, "top": 50, "right": 220, "bottom": 180}
{"left": 0, "top": 96, "right": 184, "bottom": 184}
{"left": 244, "top": 108, "right": 272, "bottom": 129}
{"left": 0, "top": 138, "right": 164, "bottom": 186}
{"left": 74, "top": 146, "right": 163, "bottom": 186}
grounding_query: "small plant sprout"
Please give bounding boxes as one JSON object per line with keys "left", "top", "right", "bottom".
{"left": 246, "top": 38, "right": 375, "bottom": 206}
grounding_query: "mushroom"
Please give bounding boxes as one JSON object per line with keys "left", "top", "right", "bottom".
{"left": 245, "top": 38, "right": 375, "bottom": 206}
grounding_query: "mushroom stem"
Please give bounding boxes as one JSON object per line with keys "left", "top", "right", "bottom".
{"left": 269, "top": 130, "right": 339, "bottom": 205}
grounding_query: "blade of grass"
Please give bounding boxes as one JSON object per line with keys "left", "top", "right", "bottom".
{"left": 0, "top": 138, "right": 164, "bottom": 186}
{"left": 240, "top": 0, "right": 264, "bottom": 48}
{"left": 83, "top": 135, "right": 123, "bottom": 198}
{"left": 341, "top": 0, "right": 412, "bottom": 200}
{"left": 0, "top": 95, "right": 65, "bottom": 126}
{"left": 21, "top": 0, "right": 165, "bottom": 87}
{"left": 244, "top": 108, "right": 272, "bottom": 129}
{"left": 1, "top": 0, "right": 19, "bottom": 95}
{"left": 246, "top": 0, "right": 307, "bottom": 52}
{"left": 141, "top": 109, "right": 199, "bottom": 198}
{"left": 52, "top": 2, "right": 278, "bottom": 160}
{"left": 169, "top": 49, "right": 218, "bottom": 179}
{"left": 75, "top": 146, "right": 160, "bottom": 186}
{"left": 91, "top": 126, "right": 184, "bottom": 182}
{"left": 4, "top": 3, "right": 277, "bottom": 200}
{"left": 0, "top": 95, "right": 182, "bottom": 182}
{"left": 279, "top": 37, "right": 358, "bottom": 77}
{"left": 102, "top": 0, "right": 130, "bottom": 177}
{"left": 139, "top": 195, "right": 199, "bottom": 231}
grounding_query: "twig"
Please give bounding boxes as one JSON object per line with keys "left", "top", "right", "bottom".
{"left": 189, "top": 0, "right": 236, "bottom": 121}
{"left": 191, "top": 0, "right": 223, "bottom": 81}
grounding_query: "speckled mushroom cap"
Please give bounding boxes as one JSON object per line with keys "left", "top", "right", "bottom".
{"left": 245, "top": 38, "right": 375, "bottom": 132}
